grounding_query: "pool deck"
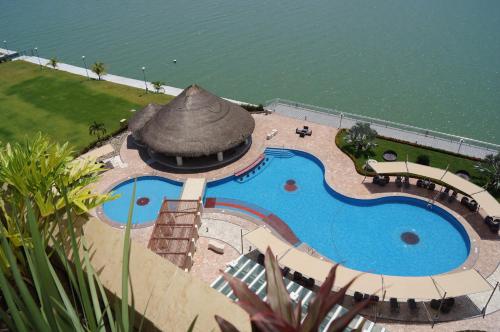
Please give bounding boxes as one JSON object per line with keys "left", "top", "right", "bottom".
{"left": 93, "top": 112, "right": 500, "bottom": 331}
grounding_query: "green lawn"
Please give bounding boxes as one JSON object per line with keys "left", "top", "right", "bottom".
{"left": 336, "top": 130, "right": 499, "bottom": 200}
{"left": 0, "top": 61, "right": 173, "bottom": 150}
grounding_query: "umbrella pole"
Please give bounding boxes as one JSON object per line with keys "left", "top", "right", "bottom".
{"left": 482, "top": 281, "right": 499, "bottom": 318}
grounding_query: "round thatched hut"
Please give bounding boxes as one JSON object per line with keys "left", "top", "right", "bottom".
{"left": 129, "top": 84, "right": 255, "bottom": 171}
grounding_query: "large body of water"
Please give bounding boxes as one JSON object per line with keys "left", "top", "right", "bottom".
{"left": 1, "top": 1, "right": 499, "bottom": 143}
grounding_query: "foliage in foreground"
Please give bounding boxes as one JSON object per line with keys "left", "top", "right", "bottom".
{"left": 344, "top": 122, "right": 377, "bottom": 154}
{"left": 0, "top": 134, "right": 115, "bottom": 275}
{"left": 215, "top": 248, "right": 369, "bottom": 332}
{"left": 0, "top": 186, "right": 135, "bottom": 331}
{"left": 475, "top": 153, "right": 500, "bottom": 191}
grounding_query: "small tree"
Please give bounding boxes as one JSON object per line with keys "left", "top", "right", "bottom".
{"left": 152, "top": 80, "right": 165, "bottom": 93}
{"left": 475, "top": 152, "right": 500, "bottom": 191}
{"left": 344, "top": 122, "right": 377, "bottom": 153}
{"left": 91, "top": 61, "right": 106, "bottom": 80}
{"left": 416, "top": 154, "right": 430, "bottom": 166}
{"left": 89, "top": 121, "right": 107, "bottom": 140}
{"left": 46, "top": 57, "right": 58, "bottom": 68}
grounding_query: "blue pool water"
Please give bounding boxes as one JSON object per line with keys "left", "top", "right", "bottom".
{"left": 205, "top": 149, "right": 470, "bottom": 276}
{"left": 103, "top": 176, "right": 182, "bottom": 225}
{"left": 102, "top": 150, "right": 470, "bottom": 276}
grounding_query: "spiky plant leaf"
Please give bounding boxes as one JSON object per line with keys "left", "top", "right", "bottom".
{"left": 264, "top": 247, "right": 297, "bottom": 326}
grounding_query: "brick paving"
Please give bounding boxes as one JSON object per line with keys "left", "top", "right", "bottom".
{"left": 92, "top": 112, "right": 500, "bottom": 331}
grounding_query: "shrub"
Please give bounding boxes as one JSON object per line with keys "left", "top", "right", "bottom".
{"left": 416, "top": 154, "right": 430, "bottom": 165}
{"left": 241, "top": 103, "right": 266, "bottom": 113}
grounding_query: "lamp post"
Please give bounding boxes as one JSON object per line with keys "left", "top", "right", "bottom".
{"left": 457, "top": 138, "right": 464, "bottom": 154}
{"left": 82, "top": 56, "right": 90, "bottom": 79}
{"left": 339, "top": 112, "right": 344, "bottom": 128}
{"left": 141, "top": 66, "right": 148, "bottom": 92}
{"left": 34, "top": 47, "right": 42, "bottom": 68}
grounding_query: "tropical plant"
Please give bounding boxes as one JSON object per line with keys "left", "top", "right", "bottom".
{"left": 151, "top": 80, "right": 165, "bottom": 93}
{"left": 91, "top": 61, "right": 106, "bottom": 80}
{"left": 89, "top": 121, "right": 107, "bottom": 140}
{"left": 0, "top": 134, "right": 114, "bottom": 275}
{"left": 0, "top": 183, "right": 135, "bottom": 331}
{"left": 344, "top": 122, "right": 377, "bottom": 153}
{"left": 475, "top": 152, "right": 500, "bottom": 191}
{"left": 416, "top": 154, "right": 430, "bottom": 166}
{"left": 46, "top": 57, "right": 58, "bottom": 68}
{"left": 214, "top": 248, "right": 370, "bottom": 332}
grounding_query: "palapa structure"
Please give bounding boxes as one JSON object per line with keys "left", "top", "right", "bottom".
{"left": 129, "top": 84, "right": 255, "bottom": 171}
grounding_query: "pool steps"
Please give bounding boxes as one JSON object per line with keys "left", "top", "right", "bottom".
{"left": 235, "top": 155, "right": 272, "bottom": 183}
{"left": 265, "top": 148, "right": 295, "bottom": 158}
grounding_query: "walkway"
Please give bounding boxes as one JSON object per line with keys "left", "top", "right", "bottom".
{"left": 11, "top": 51, "right": 244, "bottom": 104}
{"left": 267, "top": 99, "right": 499, "bottom": 159}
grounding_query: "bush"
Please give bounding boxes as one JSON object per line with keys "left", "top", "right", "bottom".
{"left": 241, "top": 103, "right": 266, "bottom": 113}
{"left": 416, "top": 154, "right": 430, "bottom": 165}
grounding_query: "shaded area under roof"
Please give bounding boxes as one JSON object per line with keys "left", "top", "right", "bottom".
{"left": 129, "top": 84, "right": 255, "bottom": 157}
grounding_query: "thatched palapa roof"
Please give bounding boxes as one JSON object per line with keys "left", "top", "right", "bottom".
{"left": 129, "top": 84, "right": 255, "bottom": 157}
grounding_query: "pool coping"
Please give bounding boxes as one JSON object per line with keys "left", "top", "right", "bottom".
{"left": 95, "top": 151, "right": 480, "bottom": 278}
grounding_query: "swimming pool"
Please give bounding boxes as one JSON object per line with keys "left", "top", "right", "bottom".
{"left": 102, "top": 149, "right": 470, "bottom": 276}
{"left": 205, "top": 149, "right": 470, "bottom": 276}
{"left": 103, "top": 176, "right": 182, "bottom": 226}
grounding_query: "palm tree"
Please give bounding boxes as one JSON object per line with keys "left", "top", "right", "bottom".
{"left": 152, "top": 80, "right": 165, "bottom": 93}
{"left": 475, "top": 152, "right": 500, "bottom": 191}
{"left": 344, "top": 122, "right": 378, "bottom": 153}
{"left": 91, "top": 61, "right": 106, "bottom": 80}
{"left": 46, "top": 57, "right": 58, "bottom": 68}
{"left": 89, "top": 121, "right": 107, "bottom": 140}
{"left": 215, "top": 247, "right": 369, "bottom": 331}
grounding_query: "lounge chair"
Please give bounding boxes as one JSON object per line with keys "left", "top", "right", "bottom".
{"left": 430, "top": 299, "right": 441, "bottom": 310}
{"left": 427, "top": 182, "right": 436, "bottom": 190}
{"left": 486, "top": 218, "right": 500, "bottom": 233}
{"left": 369, "top": 295, "right": 379, "bottom": 303}
{"left": 440, "top": 298, "right": 455, "bottom": 314}
{"left": 354, "top": 291, "right": 363, "bottom": 302}
{"left": 306, "top": 277, "right": 315, "bottom": 289}
{"left": 395, "top": 175, "right": 403, "bottom": 187}
{"left": 468, "top": 199, "right": 478, "bottom": 212}
{"left": 257, "top": 253, "right": 265, "bottom": 265}
{"left": 281, "top": 266, "right": 290, "bottom": 277}
{"left": 372, "top": 175, "right": 381, "bottom": 184}
{"left": 461, "top": 196, "right": 470, "bottom": 205}
{"left": 416, "top": 179, "right": 424, "bottom": 187}
{"left": 403, "top": 176, "right": 410, "bottom": 188}
{"left": 293, "top": 271, "right": 303, "bottom": 282}
{"left": 390, "top": 298, "right": 400, "bottom": 314}
{"left": 447, "top": 191, "right": 457, "bottom": 202}
{"left": 407, "top": 298, "right": 418, "bottom": 313}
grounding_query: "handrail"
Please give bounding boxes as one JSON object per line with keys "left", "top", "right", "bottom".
{"left": 265, "top": 98, "right": 500, "bottom": 155}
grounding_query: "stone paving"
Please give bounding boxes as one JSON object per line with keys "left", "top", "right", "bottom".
{"left": 92, "top": 112, "right": 500, "bottom": 331}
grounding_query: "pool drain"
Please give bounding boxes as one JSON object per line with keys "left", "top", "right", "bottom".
{"left": 136, "top": 197, "right": 150, "bottom": 206}
{"left": 401, "top": 231, "right": 419, "bottom": 245}
{"left": 284, "top": 179, "right": 298, "bottom": 192}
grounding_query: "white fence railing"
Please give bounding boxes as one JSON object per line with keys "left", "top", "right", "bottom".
{"left": 265, "top": 98, "right": 499, "bottom": 159}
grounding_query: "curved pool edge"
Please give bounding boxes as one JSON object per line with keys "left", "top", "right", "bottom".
{"left": 97, "top": 173, "right": 184, "bottom": 229}
{"left": 95, "top": 148, "right": 481, "bottom": 277}
{"left": 205, "top": 147, "right": 479, "bottom": 277}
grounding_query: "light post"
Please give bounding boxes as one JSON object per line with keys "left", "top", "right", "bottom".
{"left": 34, "top": 47, "right": 42, "bottom": 68}
{"left": 339, "top": 112, "right": 344, "bottom": 128}
{"left": 457, "top": 138, "right": 464, "bottom": 154}
{"left": 141, "top": 66, "right": 148, "bottom": 92}
{"left": 82, "top": 56, "right": 90, "bottom": 79}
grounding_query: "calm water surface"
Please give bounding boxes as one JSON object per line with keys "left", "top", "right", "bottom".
{"left": 1, "top": 0, "right": 499, "bottom": 143}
